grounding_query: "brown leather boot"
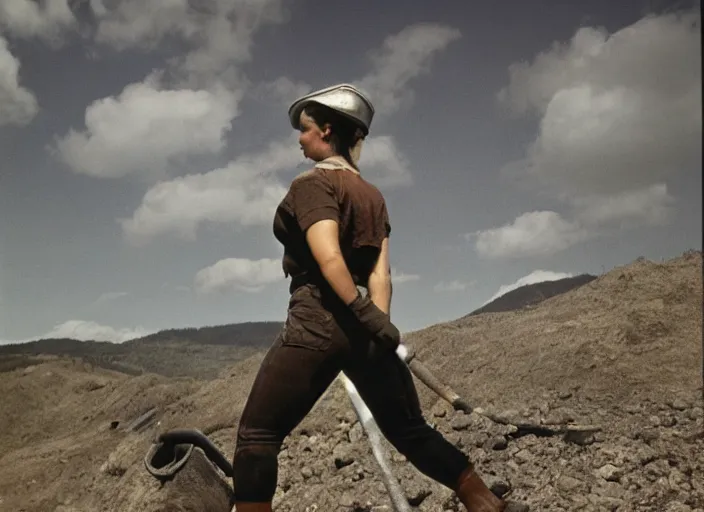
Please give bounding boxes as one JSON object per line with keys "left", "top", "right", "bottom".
{"left": 455, "top": 466, "right": 505, "bottom": 512}
{"left": 231, "top": 502, "right": 272, "bottom": 511}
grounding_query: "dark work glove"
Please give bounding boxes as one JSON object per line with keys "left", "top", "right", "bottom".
{"left": 347, "top": 291, "right": 400, "bottom": 351}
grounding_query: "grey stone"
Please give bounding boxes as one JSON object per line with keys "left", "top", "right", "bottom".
{"left": 348, "top": 422, "right": 364, "bottom": 443}
{"left": 484, "top": 474, "right": 511, "bottom": 497}
{"left": 556, "top": 475, "right": 584, "bottom": 492}
{"left": 485, "top": 435, "right": 508, "bottom": 451}
{"left": 687, "top": 407, "right": 703, "bottom": 421}
{"left": 597, "top": 464, "right": 624, "bottom": 482}
{"left": 450, "top": 415, "right": 473, "bottom": 431}
{"left": 661, "top": 415, "right": 677, "bottom": 427}
{"left": 670, "top": 399, "right": 689, "bottom": 411}
{"left": 666, "top": 501, "right": 692, "bottom": 512}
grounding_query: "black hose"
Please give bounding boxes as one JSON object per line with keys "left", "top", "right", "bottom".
{"left": 159, "top": 429, "right": 234, "bottom": 477}
{"left": 145, "top": 428, "right": 234, "bottom": 478}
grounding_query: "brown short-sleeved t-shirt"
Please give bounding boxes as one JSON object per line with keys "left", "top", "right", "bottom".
{"left": 273, "top": 166, "right": 391, "bottom": 287}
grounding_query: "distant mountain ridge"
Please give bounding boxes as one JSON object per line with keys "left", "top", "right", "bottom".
{"left": 466, "top": 274, "right": 598, "bottom": 317}
{"left": 127, "top": 321, "right": 284, "bottom": 347}
{"left": 0, "top": 321, "right": 284, "bottom": 379}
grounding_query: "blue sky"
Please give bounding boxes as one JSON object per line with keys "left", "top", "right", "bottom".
{"left": 0, "top": 0, "right": 701, "bottom": 343}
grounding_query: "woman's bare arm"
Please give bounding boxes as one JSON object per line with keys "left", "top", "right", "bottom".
{"left": 305, "top": 219, "right": 359, "bottom": 305}
{"left": 307, "top": 220, "right": 399, "bottom": 349}
{"left": 367, "top": 237, "right": 392, "bottom": 315}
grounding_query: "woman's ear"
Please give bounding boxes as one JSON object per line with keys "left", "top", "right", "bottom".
{"left": 322, "top": 123, "right": 332, "bottom": 140}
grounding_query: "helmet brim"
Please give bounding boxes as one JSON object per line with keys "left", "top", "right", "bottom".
{"left": 288, "top": 83, "right": 374, "bottom": 135}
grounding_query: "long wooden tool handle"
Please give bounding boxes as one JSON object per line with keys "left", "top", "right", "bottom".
{"left": 407, "top": 358, "right": 474, "bottom": 413}
{"left": 396, "top": 344, "right": 474, "bottom": 413}
{"left": 395, "top": 344, "right": 602, "bottom": 441}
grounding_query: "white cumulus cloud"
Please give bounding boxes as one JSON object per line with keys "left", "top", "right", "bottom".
{"left": 391, "top": 267, "right": 420, "bottom": 284}
{"left": 0, "top": 0, "right": 77, "bottom": 44}
{"left": 194, "top": 257, "right": 284, "bottom": 294}
{"left": 359, "top": 135, "right": 413, "bottom": 188}
{"left": 573, "top": 183, "right": 674, "bottom": 228}
{"left": 51, "top": 0, "right": 290, "bottom": 179}
{"left": 120, "top": 132, "right": 412, "bottom": 244}
{"left": 0, "top": 35, "right": 38, "bottom": 126}
{"left": 93, "top": 291, "right": 129, "bottom": 305}
{"left": 471, "top": 185, "right": 674, "bottom": 259}
{"left": 252, "top": 22, "right": 461, "bottom": 118}
{"left": 476, "top": 9, "right": 701, "bottom": 259}
{"left": 499, "top": 9, "right": 700, "bottom": 197}
{"left": 471, "top": 211, "right": 591, "bottom": 259}
{"left": 119, "top": 136, "right": 300, "bottom": 243}
{"left": 91, "top": 0, "right": 288, "bottom": 85}
{"left": 256, "top": 76, "right": 312, "bottom": 106}
{"left": 53, "top": 75, "right": 239, "bottom": 178}
{"left": 357, "top": 23, "right": 461, "bottom": 116}
{"left": 483, "top": 270, "right": 574, "bottom": 305}
{"left": 38, "top": 320, "right": 151, "bottom": 343}
{"left": 434, "top": 280, "right": 472, "bottom": 293}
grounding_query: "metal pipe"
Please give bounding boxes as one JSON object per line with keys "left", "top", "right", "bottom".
{"left": 341, "top": 373, "right": 412, "bottom": 512}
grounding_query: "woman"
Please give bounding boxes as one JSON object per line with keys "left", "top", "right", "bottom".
{"left": 232, "top": 84, "right": 506, "bottom": 512}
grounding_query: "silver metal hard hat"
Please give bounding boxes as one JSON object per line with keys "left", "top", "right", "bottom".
{"left": 288, "top": 83, "right": 375, "bottom": 135}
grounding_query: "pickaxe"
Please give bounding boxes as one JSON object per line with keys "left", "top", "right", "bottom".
{"left": 395, "top": 343, "right": 602, "bottom": 440}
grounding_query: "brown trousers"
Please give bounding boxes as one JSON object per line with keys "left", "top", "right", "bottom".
{"left": 232, "top": 283, "right": 469, "bottom": 502}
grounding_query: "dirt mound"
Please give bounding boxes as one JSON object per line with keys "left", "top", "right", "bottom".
{"left": 409, "top": 250, "right": 702, "bottom": 410}
{"left": 466, "top": 273, "right": 597, "bottom": 317}
{"left": 0, "top": 251, "right": 701, "bottom": 511}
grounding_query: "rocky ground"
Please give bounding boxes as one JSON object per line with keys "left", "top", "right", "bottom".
{"left": 0, "top": 250, "right": 701, "bottom": 511}
{"left": 262, "top": 379, "right": 703, "bottom": 511}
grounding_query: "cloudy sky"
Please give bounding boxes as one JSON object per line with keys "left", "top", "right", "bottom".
{"left": 0, "top": 0, "right": 700, "bottom": 343}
